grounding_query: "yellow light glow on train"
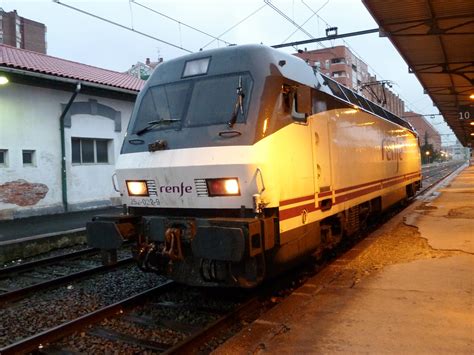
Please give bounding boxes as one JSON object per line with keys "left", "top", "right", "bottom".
{"left": 126, "top": 181, "right": 149, "bottom": 196}
{"left": 263, "top": 118, "right": 269, "bottom": 135}
{"left": 356, "top": 121, "right": 375, "bottom": 126}
{"left": 224, "top": 179, "right": 240, "bottom": 194}
{"left": 206, "top": 178, "right": 240, "bottom": 196}
{"left": 343, "top": 109, "right": 358, "bottom": 114}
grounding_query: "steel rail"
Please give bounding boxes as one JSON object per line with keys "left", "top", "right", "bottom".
{"left": 0, "top": 247, "right": 98, "bottom": 277}
{"left": 0, "top": 162, "right": 463, "bottom": 354}
{"left": 165, "top": 162, "right": 464, "bottom": 354}
{"left": 417, "top": 162, "right": 465, "bottom": 196}
{"left": 0, "top": 258, "right": 135, "bottom": 304}
{"left": 162, "top": 162, "right": 464, "bottom": 354}
{"left": 164, "top": 296, "right": 262, "bottom": 354}
{"left": 0, "top": 281, "right": 176, "bottom": 355}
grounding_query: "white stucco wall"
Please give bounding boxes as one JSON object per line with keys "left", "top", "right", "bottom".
{"left": 0, "top": 81, "right": 135, "bottom": 219}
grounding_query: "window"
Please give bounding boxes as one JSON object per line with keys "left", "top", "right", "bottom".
{"left": 325, "top": 60, "right": 330, "bottom": 69}
{"left": 331, "top": 57, "right": 346, "bottom": 64}
{"left": 185, "top": 74, "right": 252, "bottom": 127}
{"left": 132, "top": 73, "right": 253, "bottom": 133}
{"left": 332, "top": 71, "right": 346, "bottom": 78}
{"left": 72, "top": 138, "right": 111, "bottom": 164}
{"left": 22, "top": 150, "right": 35, "bottom": 166}
{"left": 0, "top": 149, "right": 7, "bottom": 167}
{"left": 182, "top": 57, "right": 210, "bottom": 78}
{"left": 15, "top": 18, "right": 21, "bottom": 48}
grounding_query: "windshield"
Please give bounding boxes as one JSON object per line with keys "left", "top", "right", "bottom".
{"left": 131, "top": 73, "right": 253, "bottom": 135}
{"left": 133, "top": 82, "right": 189, "bottom": 134}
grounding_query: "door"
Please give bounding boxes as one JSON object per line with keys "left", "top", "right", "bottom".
{"left": 310, "top": 113, "right": 333, "bottom": 210}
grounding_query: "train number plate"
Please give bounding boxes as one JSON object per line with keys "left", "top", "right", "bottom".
{"left": 129, "top": 198, "right": 161, "bottom": 207}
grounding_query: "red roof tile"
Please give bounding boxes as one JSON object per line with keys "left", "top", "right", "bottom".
{"left": 0, "top": 44, "right": 145, "bottom": 92}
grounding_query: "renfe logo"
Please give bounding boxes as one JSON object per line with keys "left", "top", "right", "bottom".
{"left": 159, "top": 182, "right": 192, "bottom": 197}
{"left": 381, "top": 138, "right": 403, "bottom": 161}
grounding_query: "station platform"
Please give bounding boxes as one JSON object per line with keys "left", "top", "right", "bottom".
{"left": 0, "top": 206, "right": 121, "bottom": 243}
{"left": 215, "top": 165, "right": 474, "bottom": 354}
{"left": 0, "top": 206, "right": 122, "bottom": 264}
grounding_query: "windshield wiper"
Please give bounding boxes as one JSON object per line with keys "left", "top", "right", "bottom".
{"left": 227, "top": 76, "right": 245, "bottom": 128}
{"left": 135, "top": 119, "right": 181, "bottom": 136}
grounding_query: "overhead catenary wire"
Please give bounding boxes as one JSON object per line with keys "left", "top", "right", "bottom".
{"left": 288, "top": 1, "right": 417, "bottom": 112}
{"left": 294, "top": 1, "right": 450, "bottom": 134}
{"left": 52, "top": 0, "right": 193, "bottom": 53}
{"left": 298, "top": 0, "right": 435, "bottom": 116}
{"left": 200, "top": 3, "right": 268, "bottom": 50}
{"left": 281, "top": 0, "right": 330, "bottom": 43}
{"left": 130, "top": 0, "right": 232, "bottom": 47}
{"left": 265, "top": 0, "right": 314, "bottom": 39}
{"left": 300, "top": 0, "right": 330, "bottom": 49}
{"left": 128, "top": 0, "right": 135, "bottom": 29}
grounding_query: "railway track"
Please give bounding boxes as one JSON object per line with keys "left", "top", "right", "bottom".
{"left": 0, "top": 247, "right": 134, "bottom": 304}
{"left": 0, "top": 280, "right": 264, "bottom": 354}
{"left": 0, "top": 161, "right": 466, "bottom": 354}
{"left": 419, "top": 161, "right": 465, "bottom": 194}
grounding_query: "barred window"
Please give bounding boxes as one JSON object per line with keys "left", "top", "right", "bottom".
{"left": 0, "top": 149, "right": 7, "bottom": 166}
{"left": 22, "top": 150, "right": 36, "bottom": 166}
{"left": 72, "top": 138, "right": 111, "bottom": 164}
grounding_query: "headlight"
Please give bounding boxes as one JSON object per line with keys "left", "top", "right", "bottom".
{"left": 206, "top": 178, "right": 240, "bottom": 196}
{"left": 126, "top": 180, "right": 149, "bottom": 196}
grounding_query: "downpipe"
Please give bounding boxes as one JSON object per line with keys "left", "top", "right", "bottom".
{"left": 59, "top": 82, "right": 81, "bottom": 212}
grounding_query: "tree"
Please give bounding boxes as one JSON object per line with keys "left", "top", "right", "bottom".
{"left": 421, "top": 131, "right": 435, "bottom": 164}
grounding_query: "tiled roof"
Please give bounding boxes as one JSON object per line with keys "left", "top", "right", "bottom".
{"left": 0, "top": 44, "right": 145, "bottom": 92}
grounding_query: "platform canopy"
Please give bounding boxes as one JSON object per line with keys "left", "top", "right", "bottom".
{"left": 363, "top": 0, "right": 474, "bottom": 146}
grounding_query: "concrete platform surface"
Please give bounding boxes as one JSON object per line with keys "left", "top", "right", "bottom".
{"left": 0, "top": 206, "right": 121, "bottom": 243}
{"left": 214, "top": 165, "right": 474, "bottom": 354}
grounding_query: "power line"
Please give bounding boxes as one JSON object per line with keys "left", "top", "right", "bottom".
{"left": 281, "top": 13, "right": 317, "bottom": 43}
{"left": 200, "top": 3, "right": 268, "bottom": 50}
{"left": 128, "top": 0, "right": 135, "bottom": 29}
{"left": 265, "top": 0, "right": 314, "bottom": 38}
{"left": 295, "top": 1, "right": 434, "bottom": 116}
{"left": 292, "top": 2, "right": 416, "bottom": 110}
{"left": 53, "top": 0, "right": 192, "bottom": 53}
{"left": 130, "top": 0, "right": 231, "bottom": 47}
{"left": 281, "top": 0, "right": 329, "bottom": 43}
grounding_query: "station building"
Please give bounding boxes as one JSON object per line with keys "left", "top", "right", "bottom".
{"left": 0, "top": 44, "right": 144, "bottom": 220}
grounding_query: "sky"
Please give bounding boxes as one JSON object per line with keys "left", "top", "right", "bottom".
{"left": 1, "top": 0, "right": 457, "bottom": 144}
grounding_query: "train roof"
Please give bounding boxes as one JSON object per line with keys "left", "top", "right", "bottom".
{"left": 316, "top": 71, "right": 416, "bottom": 133}
{"left": 148, "top": 44, "right": 416, "bottom": 134}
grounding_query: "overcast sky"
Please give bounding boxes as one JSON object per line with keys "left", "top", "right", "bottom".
{"left": 1, "top": 0, "right": 456, "bottom": 143}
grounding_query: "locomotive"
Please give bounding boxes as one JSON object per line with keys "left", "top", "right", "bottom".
{"left": 87, "top": 44, "right": 421, "bottom": 287}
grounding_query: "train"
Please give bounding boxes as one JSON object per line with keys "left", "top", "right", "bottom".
{"left": 87, "top": 44, "right": 421, "bottom": 287}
